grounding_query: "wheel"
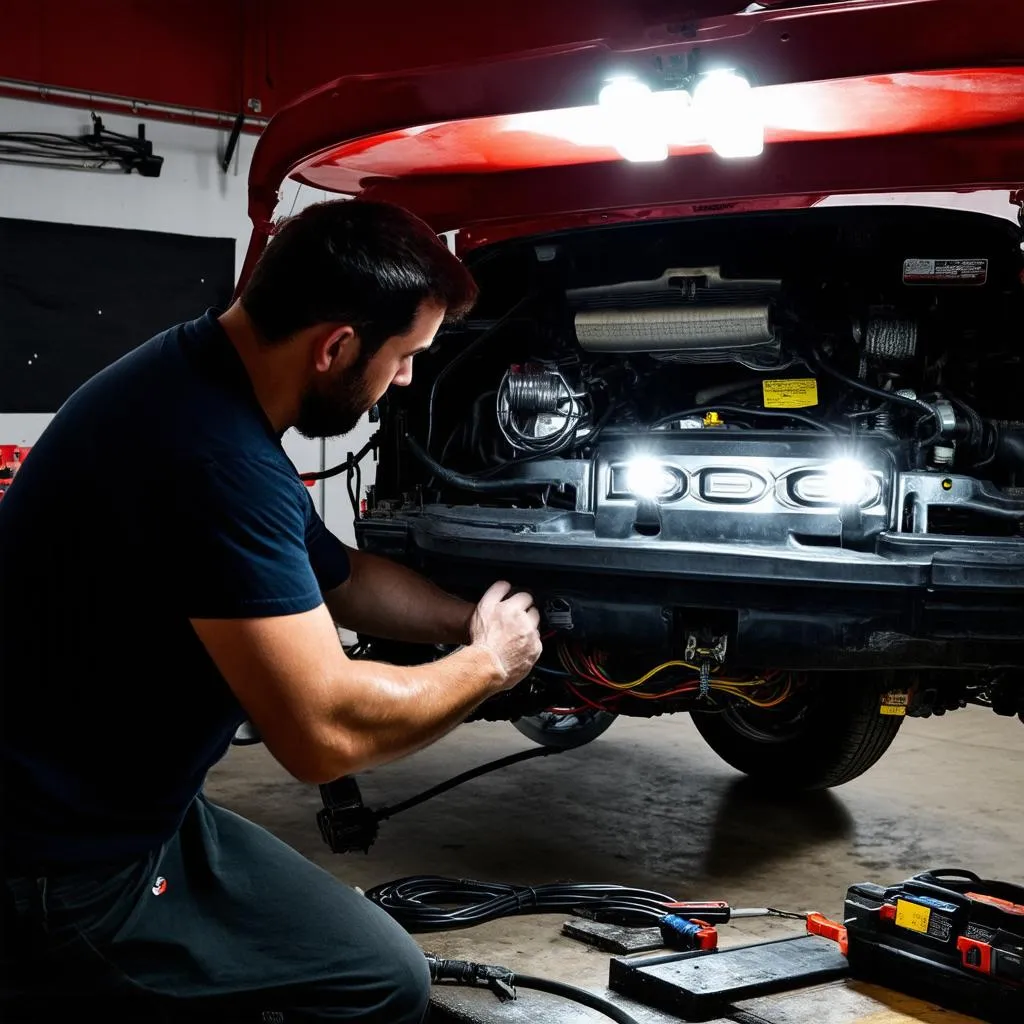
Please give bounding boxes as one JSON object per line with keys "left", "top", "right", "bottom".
{"left": 513, "top": 709, "right": 617, "bottom": 749}
{"left": 690, "top": 675, "right": 905, "bottom": 789}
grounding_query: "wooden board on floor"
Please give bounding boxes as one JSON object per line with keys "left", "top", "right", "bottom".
{"left": 736, "top": 978, "right": 983, "bottom": 1023}
{"left": 430, "top": 976, "right": 986, "bottom": 1023}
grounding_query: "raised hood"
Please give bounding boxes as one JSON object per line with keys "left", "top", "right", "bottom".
{"left": 242, "top": 0, "right": 1024, "bottom": 280}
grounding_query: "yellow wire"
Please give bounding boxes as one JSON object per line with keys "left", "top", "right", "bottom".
{"left": 591, "top": 660, "right": 704, "bottom": 690}
{"left": 558, "top": 643, "right": 791, "bottom": 706}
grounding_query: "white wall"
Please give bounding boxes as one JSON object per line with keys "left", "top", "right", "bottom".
{"left": 0, "top": 96, "right": 375, "bottom": 544}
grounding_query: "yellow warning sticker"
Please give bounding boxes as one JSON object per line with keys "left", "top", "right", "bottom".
{"left": 895, "top": 899, "right": 931, "bottom": 935}
{"left": 763, "top": 378, "right": 819, "bottom": 409}
{"left": 880, "top": 690, "right": 909, "bottom": 717}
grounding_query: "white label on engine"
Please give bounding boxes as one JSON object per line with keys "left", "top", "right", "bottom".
{"left": 903, "top": 258, "right": 988, "bottom": 285}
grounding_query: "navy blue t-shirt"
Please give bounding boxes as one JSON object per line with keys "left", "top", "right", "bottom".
{"left": 0, "top": 312, "right": 350, "bottom": 869}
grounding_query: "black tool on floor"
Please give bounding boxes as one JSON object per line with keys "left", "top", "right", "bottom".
{"left": 844, "top": 868, "right": 1024, "bottom": 1024}
{"left": 608, "top": 933, "right": 850, "bottom": 1021}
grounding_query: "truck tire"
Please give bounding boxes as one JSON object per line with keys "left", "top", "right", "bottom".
{"left": 690, "top": 676, "right": 905, "bottom": 789}
{"left": 513, "top": 709, "right": 617, "bottom": 749}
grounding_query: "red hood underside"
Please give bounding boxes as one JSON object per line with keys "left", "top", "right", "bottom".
{"left": 241, "top": 0, "right": 1024, "bottom": 279}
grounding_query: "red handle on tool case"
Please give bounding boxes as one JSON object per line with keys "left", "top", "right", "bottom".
{"left": 806, "top": 913, "right": 849, "bottom": 956}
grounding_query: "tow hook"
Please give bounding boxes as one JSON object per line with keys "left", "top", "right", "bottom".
{"left": 685, "top": 633, "right": 729, "bottom": 698}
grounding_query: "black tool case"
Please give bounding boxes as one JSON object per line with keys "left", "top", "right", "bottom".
{"left": 844, "top": 869, "right": 1024, "bottom": 1024}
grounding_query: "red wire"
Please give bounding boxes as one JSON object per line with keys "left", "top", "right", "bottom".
{"left": 566, "top": 681, "right": 618, "bottom": 712}
{"left": 562, "top": 648, "right": 610, "bottom": 687}
{"left": 575, "top": 643, "right": 706, "bottom": 700}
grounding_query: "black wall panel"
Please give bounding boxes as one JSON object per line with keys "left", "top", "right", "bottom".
{"left": 0, "top": 218, "right": 234, "bottom": 412}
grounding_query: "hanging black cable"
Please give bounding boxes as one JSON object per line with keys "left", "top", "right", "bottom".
{"left": 405, "top": 434, "right": 565, "bottom": 493}
{"left": 300, "top": 431, "right": 379, "bottom": 482}
{"left": 0, "top": 115, "right": 163, "bottom": 176}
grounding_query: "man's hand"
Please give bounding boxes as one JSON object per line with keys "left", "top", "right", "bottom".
{"left": 469, "top": 581, "right": 542, "bottom": 689}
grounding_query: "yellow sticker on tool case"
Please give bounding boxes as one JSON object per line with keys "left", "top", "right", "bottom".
{"left": 763, "top": 378, "right": 819, "bottom": 409}
{"left": 895, "top": 899, "right": 931, "bottom": 934}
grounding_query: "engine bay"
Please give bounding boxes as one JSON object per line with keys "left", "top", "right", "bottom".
{"left": 371, "top": 206, "right": 1023, "bottom": 537}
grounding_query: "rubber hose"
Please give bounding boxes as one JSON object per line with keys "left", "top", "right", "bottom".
{"left": 513, "top": 975, "right": 642, "bottom": 1024}
{"left": 404, "top": 434, "right": 565, "bottom": 493}
{"left": 811, "top": 352, "right": 940, "bottom": 423}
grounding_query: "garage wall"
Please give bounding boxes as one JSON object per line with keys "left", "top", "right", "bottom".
{"left": 0, "top": 96, "right": 374, "bottom": 545}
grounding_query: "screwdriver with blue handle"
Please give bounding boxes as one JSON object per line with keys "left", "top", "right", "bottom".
{"left": 582, "top": 900, "right": 806, "bottom": 952}
{"left": 658, "top": 902, "right": 806, "bottom": 951}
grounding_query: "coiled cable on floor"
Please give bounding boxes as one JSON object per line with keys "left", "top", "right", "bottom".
{"left": 366, "top": 876, "right": 680, "bottom": 932}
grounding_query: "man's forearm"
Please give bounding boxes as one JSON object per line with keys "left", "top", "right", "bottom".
{"left": 314, "top": 644, "right": 502, "bottom": 779}
{"left": 325, "top": 549, "right": 473, "bottom": 645}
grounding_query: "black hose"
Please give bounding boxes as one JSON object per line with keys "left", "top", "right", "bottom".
{"left": 513, "top": 975, "right": 641, "bottom": 1024}
{"left": 405, "top": 434, "right": 565, "bottom": 493}
{"left": 376, "top": 747, "right": 560, "bottom": 821}
{"left": 811, "top": 351, "right": 940, "bottom": 428}
{"left": 648, "top": 404, "right": 841, "bottom": 433}
{"left": 426, "top": 957, "right": 641, "bottom": 1024}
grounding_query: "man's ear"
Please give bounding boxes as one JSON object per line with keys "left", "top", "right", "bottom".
{"left": 313, "top": 325, "right": 358, "bottom": 373}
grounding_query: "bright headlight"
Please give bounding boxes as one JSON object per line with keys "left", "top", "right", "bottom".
{"left": 790, "top": 459, "right": 881, "bottom": 508}
{"left": 692, "top": 69, "right": 764, "bottom": 159}
{"left": 597, "top": 76, "right": 669, "bottom": 163}
{"left": 624, "top": 458, "right": 683, "bottom": 501}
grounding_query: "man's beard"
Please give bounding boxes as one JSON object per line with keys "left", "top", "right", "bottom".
{"left": 294, "top": 364, "right": 373, "bottom": 440}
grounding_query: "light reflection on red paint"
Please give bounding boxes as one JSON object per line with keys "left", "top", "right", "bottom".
{"left": 295, "top": 68, "right": 1024, "bottom": 194}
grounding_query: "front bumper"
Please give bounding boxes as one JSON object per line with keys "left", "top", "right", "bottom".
{"left": 357, "top": 509, "right": 1024, "bottom": 670}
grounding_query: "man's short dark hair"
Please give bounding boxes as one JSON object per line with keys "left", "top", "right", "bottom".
{"left": 240, "top": 199, "right": 478, "bottom": 353}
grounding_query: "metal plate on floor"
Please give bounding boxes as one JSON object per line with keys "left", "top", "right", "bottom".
{"left": 610, "top": 934, "right": 850, "bottom": 1021}
{"left": 562, "top": 916, "right": 666, "bottom": 954}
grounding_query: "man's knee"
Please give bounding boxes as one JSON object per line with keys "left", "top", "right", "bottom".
{"left": 311, "top": 919, "right": 429, "bottom": 1023}
{"left": 377, "top": 929, "right": 430, "bottom": 1024}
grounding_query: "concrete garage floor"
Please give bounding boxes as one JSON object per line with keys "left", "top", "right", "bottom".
{"left": 206, "top": 710, "right": 1023, "bottom": 1022}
